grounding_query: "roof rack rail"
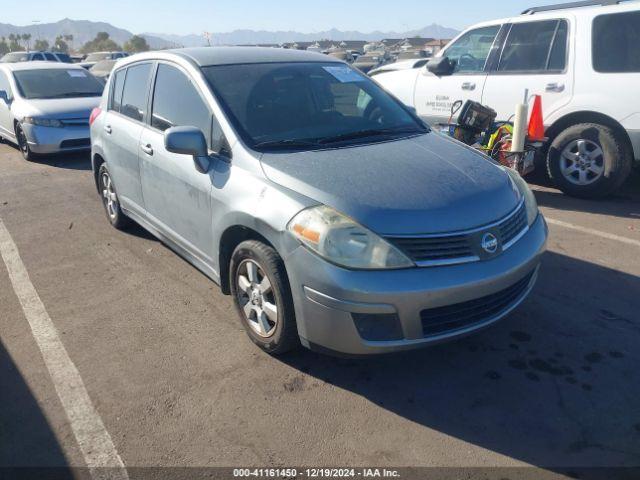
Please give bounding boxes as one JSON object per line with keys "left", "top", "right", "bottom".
{"left": 522, "top": 0, "right": 629, "bottom": 14}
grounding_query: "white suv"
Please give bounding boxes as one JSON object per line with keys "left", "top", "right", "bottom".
{"left": 375, "top": 0, "right": 639, "bottom": 198}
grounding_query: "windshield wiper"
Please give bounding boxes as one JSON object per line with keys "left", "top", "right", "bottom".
{"left": 317, "top": 126, "right": 427, "bottom": 145}
{"left": 253, "top": 138, "right": 321, "bottom": 150}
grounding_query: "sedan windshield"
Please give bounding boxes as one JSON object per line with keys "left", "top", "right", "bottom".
{"left": 1, "top": 52, "right": 30, "bottom": 63}
{"left": 13, "top": 69, "right": 104, "bottom": 99}
{"left": 203, "top": 62, "right": 427, "bottom": 151}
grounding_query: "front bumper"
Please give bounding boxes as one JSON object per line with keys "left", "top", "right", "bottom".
{"left": 22, "top": 123, "right": 91, "bottom": 154}
{"left": 286, "top": 214, "right": 548, "bottom": 355}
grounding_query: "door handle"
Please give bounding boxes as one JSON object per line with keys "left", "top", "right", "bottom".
{"left": 141, "top": 144, "right": 153, "bottom": 156}
{"left": 104, "top": 125, "right": 112, "bottom": 134}
{"left": 461, "top": 82, "right": 476, "bottom": 91}
{"left": 546, "top": 82, "right": 565, "bottom": 93}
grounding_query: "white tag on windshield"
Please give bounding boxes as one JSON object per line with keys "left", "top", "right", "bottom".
{"left": 323, "top": 65, "right": 364, "bottom": 83}
{"left": 67, "top": 70, "right": 87, "bottom": 78}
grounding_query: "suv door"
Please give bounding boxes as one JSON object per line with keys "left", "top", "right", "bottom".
{"left": 0, "top": 70, "right": 14, "bottom": 139}
{"left": 482, "top": 18, "right": 573, "bottom": 123}
{"left": 101, "top": 62, "right": 153, "bottom": 214}
{"left": 414, "top": 24, "right": 502, "bottom": 125}
{"left": 139, "top": 62, "right": 223, "bottom": 264}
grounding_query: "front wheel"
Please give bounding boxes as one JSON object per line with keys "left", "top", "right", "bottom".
{"left": 15, "top": 124, "right": 37, "bottom": 161}
{"left": 547, "top": 123, "right": 632, "bottom": 198}
{"left": 230, "top": 240, "right": 299, "bottom": 355}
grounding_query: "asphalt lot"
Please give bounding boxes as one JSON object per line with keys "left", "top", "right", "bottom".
{"left": 0, "top": 141, "right": 639, "bottom": 478}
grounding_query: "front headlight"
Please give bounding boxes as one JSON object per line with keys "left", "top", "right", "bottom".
{"left": 505, "top": 168, "right": 538, "bottom": 226}
{"left": 287, "top": 205, "right": 414, "bottom": 270}
{"left": 23, "top": 117, "right": 63, "bottom": 128}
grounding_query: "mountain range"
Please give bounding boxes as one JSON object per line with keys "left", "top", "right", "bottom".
{"left": 0, "top": 18, "right": 459, "bottom": 50}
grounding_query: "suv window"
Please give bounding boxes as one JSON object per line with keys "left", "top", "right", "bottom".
{"left": 151, "top": 64, "right": 218, "bottom": 149}
{"left": 444, "top": 25, "right": 500, "bottom": 73}
{"left": 499, "top": 20, "right": 568, "bottom": 72}
{"left": 44, "top": 53, "right": 57, "bottom": 61}
{"left": 119, "top": 63, "right": 152, "bottom": 122}
{"left": 32, "top": 53, "right": 45, "bottom": 61}
{"left": 593, "top": 11, "right": 640, "bottom": 73}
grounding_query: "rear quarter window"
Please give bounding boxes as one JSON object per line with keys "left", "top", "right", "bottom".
{"left": 593, "top": 11, "right": 640, "bottom": 73}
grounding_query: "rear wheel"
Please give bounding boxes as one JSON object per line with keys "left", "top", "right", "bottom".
{"left": 547, "top": 122, "right": 632, "bottom": 198}
{"left": 15, "top": 123, "right": 37, "bottom": 161}
{"left": 230, "top": 240, "right": 299, "bottom": 355}
{"left": 98, "top": 163, "right": 130, "bottom": 230}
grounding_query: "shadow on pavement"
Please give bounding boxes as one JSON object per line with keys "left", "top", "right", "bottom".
{"left": 529, "top": 169, "right": 640, "bottom": 220}
{"left": 0, "top": 340, "right": 71, "bottom": 470}
{"left": 278, "top": 251, "right": 640, "bottom": 470}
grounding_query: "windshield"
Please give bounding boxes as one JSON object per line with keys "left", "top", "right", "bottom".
{"left": 13, "top": 69, "right": 104, "bottom": 99}
{"left": 85, "top": 53, "right": 111, "bottom": 62}
{"left": 203, "top": 62, "right": 426, "bottom": 151}
{"left": 1, "top": 52, "right": 30, "bottom": 63}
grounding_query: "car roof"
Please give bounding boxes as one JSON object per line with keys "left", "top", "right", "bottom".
{"left": 0, "top": 61, "right": 86, "bottom": 72}
{"left": 467, "top": 0, "right": 640, "bottom": 28}
{"left": 123, "top": 47, "right": 338, "bottom": 68}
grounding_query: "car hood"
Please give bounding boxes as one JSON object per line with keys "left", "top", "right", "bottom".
{"left": 260, "top": 133, "right": 521, "bottom": 235}
{"left": 13, "top": 97, "right": 101, "bottom": 120}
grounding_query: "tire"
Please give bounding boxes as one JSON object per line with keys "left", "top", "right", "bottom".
{"left": 98, "top": 163, "right": 130, "bottom": 230}
{"left": 15, "top": 123, "right": 37, "bottom": 162}
{"left": 547, "top": 122, "right": 633, "bottom": 199}
{"left": 230, "top": 240, "right": 299, "bottom": 355}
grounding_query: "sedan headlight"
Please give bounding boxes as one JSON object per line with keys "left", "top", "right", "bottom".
{"left": 23, "top": 117, "right": 63, "bottom": 128}
{"left": 505, "top": 168, "right": 538, "bottom": 226}
{"left": 288, "top": 205, "right": 414, "bottom": 270}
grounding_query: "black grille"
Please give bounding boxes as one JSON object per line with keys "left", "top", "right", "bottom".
{"left": 386, "top": 201, "right": 528, "bottom": 266}
{"left": 60, "top": 138, "right": 90, "bottom": 148}
{"left": 420, "top": 271, "right": 534, "bottom": 337}
{"left": 388, "top": 235, "right": 474, "bottom": 263}
{"left": 500, "top": 203, "right": 528, "bottom": 246}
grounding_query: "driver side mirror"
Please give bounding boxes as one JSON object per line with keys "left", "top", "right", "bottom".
{"left": 426, "top": 57, "right": 455, "bottom": 76}
{"left": 0, "top": 90, "right": 10, "bottom": 105}
{"left": 164, "top": 126, "right": 210, "bottom": 173}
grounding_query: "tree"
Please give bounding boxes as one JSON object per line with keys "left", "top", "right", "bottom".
{"left": 53, "top": 35, "right": 69, "bottom": 53}
{"left": 80, "top": 32, "right": 121, "bottom": 54}
{"left": 123, "top": 35, "right": 150, "bottom": 53}
{"left": 0, "top": 37, "right": 9, "bottom": 56}
{"left": 8, "top": 34, "right": 23, "bottom": 52}
{"left": 63, "top": 34, "right": 74, "bottom": 52}
{"left": 34, "top": 39, "right": 49, "bottom": 51}
{"left": 21, "top": 33, "right": 31, "bottom": 50}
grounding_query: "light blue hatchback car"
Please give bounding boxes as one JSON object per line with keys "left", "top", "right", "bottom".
{"left": 90, "top": 47, "right": 547, "bottom": 356}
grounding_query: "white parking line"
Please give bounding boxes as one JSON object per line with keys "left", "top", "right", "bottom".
{"left": 0, "top": 217, "right": 128, "bottom": 480}
{"left": 546, "top": 217, "right": 640, "bottom": 248}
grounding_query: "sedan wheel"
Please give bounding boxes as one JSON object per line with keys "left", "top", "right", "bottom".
{"left": 235, "top": 259, "right": 278, "bottom": 338}
{"left": 15, "top": 124, "right": 36, "bottom": 161}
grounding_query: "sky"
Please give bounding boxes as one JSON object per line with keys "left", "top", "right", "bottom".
{"left": 3, "top": 0, "right": 568, "bottom": 34}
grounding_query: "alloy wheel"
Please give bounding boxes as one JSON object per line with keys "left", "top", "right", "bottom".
{"left": 235, "top": 259, "right": 278, "bottom": 338}
{"left": 560, "top": 139, "right": 605, "bottom": 186}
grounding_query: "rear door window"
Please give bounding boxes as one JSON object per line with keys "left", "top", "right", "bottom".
{"left": 498, "top": 20, "right": 568, "bottom": 72}
{"left": 110, "top": 68, "right": 126, "bottom": 112}
{"left": 593, "top": 11, "right": 640, "bottom": 73}
{"left": 119, "top": 63, "right": 152, "bottom": 122}
{"left": 44, "top": 53, "right": 57, "bottom": 61}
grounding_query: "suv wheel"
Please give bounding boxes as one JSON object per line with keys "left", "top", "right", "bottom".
{"left": 230, "top": 240, "right": 299, "bottom": 355}
{"left": 547, "top": 122, "right": 632, "bottom": 198}
{"left": 15, "top": 124, "right": 37, "bottom": 161}
{"left": 98, "top": 163, "right": 130, "bottom": 230}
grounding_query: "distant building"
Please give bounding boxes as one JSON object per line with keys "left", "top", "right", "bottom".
{"left": 423, "top": 38, "right": 451, "bottom": 55}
